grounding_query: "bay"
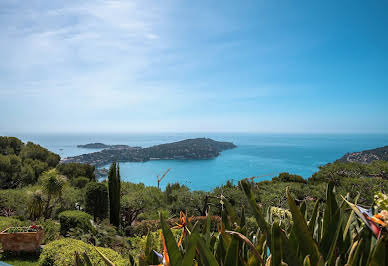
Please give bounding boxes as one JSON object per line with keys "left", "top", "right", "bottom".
{"left": 8, "top": 133, "right": 388, "bottom": 191}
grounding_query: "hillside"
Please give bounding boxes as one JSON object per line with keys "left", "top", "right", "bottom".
{"left": 77, "top": 143, "right": 134, "bottom": 149}
{"left": 337, "top": 145, "right": 388, "bottom": 163}
{"left": 63, "top": 138, "right": 236, "bottom": 166}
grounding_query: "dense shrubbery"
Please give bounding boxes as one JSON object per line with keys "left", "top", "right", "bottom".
{"left": 84, "top": 182, "right": 108, "bottom": 221}
{"left": 0, "top": 137, "right": 60, "bottom": 188}
{"left": 0, "top": 188, "right": 30, "bottom": 217}
{"left": 58, "top": 210, "right": 93, "bottom": 236}
{"left": 71, "top": 176, "right": 90, "bottom": 188}
{"left": 309, "top": 160, "right": 388, "bottom": 183}
{"left": 57, "top": 162, "right": 95, "bottom": 181}
{"left": 143, "top": 180, "right": 388, "bottom": 266}
{"left": 125, "top": 215, "right": 221, "bottom": 237}
{"left": 38, "top": 238, "right": 129, "bottom": 265}
{"left": 274, "top": 172, "right": 306, "bottom": 183}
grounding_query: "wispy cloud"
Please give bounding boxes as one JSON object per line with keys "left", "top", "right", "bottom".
{"left": 1, "top": 0, "right": 387, "bottom": 133}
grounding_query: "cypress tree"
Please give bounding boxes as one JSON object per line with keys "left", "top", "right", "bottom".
{"left": 108, "top": 161, "right": 120, "bottom": 226}
{"left": 115, "top": 163, "right": 121, "bottom": 225}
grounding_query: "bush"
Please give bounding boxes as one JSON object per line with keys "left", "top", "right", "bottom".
{"left": 84, "top": 182, "right": 108, "bottom": 221}
{"left": 277, "top": 172, "right": 306, "bottom": 183}
{"left": 71, "top": 176, "right": 90, "bottom": 188}
{"left": 0, "top": 188, "right": 29, "bottom": 217}
{"left": 38, "top": 238, "right": 129, "bottom": 266}
{"left": 58, "top": 210, "right": 93, "bottom": 236}
{"left": 57, "top": 163, "right": 95, "bottom": 181}
{"left": 53, "top": 185, "right": 83, "bottom": 218}
{"left": 38, "top": 218, "right": 60, "bottom": 244}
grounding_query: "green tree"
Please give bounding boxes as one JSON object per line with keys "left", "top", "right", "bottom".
{"left": 27, "top": 190, "right": 45, "bottom": 220}
{"left": 108, "top": 161, "right": 120, "bottom": 226}
{"left": 56, "top": 162, "right": 96, "bottom": 181}
{"left": 84, "top": 182, "right": 108, "bottom": 221}
{"left": 40, "top": 169, "right": 66, "bottom": 219}
{"left": 0, "top": 154, "right": 22, "bottom": 188}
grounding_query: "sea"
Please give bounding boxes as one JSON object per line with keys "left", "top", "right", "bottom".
{"left": 7, "top": 133, "right": 388, "bottom": 191}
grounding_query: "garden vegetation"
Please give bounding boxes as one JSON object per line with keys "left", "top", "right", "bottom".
{"left": 0, "top": 136, "right": 387, "bottom": 265}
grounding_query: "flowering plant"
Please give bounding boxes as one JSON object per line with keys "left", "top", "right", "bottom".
{"left": 5, "top": 225, "right": 42, "bottom": 233}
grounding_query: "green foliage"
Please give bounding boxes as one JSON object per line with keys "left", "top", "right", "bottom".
{"left": 40, "top": 169, "right": 67, "bottom": 218}
{"left": 149, "top": 179, "right": 388, "bottom": 266}
{"left": 0, "top": 216, "right": 28, "bottom": 231}
{"left": 277, "top": 172, "right": 306, "bottom": 183}
{"left": 27, "top": 190, "right": 45, "bottom": 220}
{"left": 20, "top": 142, "right": 60, "bottom": 168}
{"left": 85, "top": 182, "right": 109, "bottom": 221}
{"left": 71, "top": 176, "right": 90, "bottom": 188}
{"left": 309, "top": 160, "right": 388, "bottom": 183}
{"left": 58, "top": 210, "right": 93, "bottom": 236}
{"left": 38, "top": 218, "right": 60, "bottom": 244}
{"left": 0, "top": 188, "right": 29, "bottom": 216}
{"left": 108, "top": 161, "right": 121, "bottom": 227}
{"left": 125, "top": 216, "right": 220, "bottom": 237}
{"left": 375, "top": 192, "right": 388, "bottom": 210}
{"left": 0, "top": 136, "right": 24, "bottom": 156}
{"left": 53, "top": 184, "right": 84, "bottom": 217}
{"left": 57, "top": 162, "right": 96, "bottom": 181}
{"left": 0, "top": 137, "right": 60, "bottom": 188}
{"left": 38, "top": 238, "right": 129, "bottom": 266}
{"left": 0, "top": 154, "right": 22, "bottom": 188}
{"left": 121, "top": 182, "right": 165, "bottom": 227}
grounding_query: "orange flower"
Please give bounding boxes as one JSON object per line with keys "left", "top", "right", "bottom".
{"left": 159, "top": 231, "right": 170, "bottom": 266}
{"left": 172, "top": 211, "right": 191, "bottom": 247}
{"left": 368, "top": 214, "right": 387, "bottom": 227}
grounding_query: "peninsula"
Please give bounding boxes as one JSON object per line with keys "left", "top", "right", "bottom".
{"left": 337, "top": 145, "right": 388, "bottom": 163}
{"left": 63, "top": 138, "right": 236, "bottom": 167}
{"left": 77, "top": 143, "right": 133, "bottom": 149}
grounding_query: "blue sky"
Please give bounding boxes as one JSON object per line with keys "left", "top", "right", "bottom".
{"left": 0, "top": 0, "right": 387, "bottom": 133}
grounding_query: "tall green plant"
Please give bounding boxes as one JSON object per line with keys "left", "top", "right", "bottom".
{"left": 40, "top": 169, "right": 66, "bottom": 219}
{"left": 108, "top": 161, "right": 120, "bottom": 227}
{"left": 85, "top": 182, "right": 109, "bottom": 221}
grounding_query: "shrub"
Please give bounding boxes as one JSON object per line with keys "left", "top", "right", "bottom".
{"left": 0, "top": 188, "right": 29, "bottom": 217}
{"left": 71, "top": 176, "right": 90, "bottom": 188}
{"left": 278, "top": 172, "right": 306, "bottom": 183}
{"left": 58, "top": 210, "right": 93, "bottom": 236}
{"left": 84, "top": 182, "right": 108, "bottom": 221}
{"left": 56, "top": 163, "right": 95, "bottom": 181}
{"left": 38, "top": 238, "right": 129, "bottom": 266}
{"left": 38, "top": 218, "right": 60, "bottom": 244}
{"left": 53, "top": 185, "right": 83, "bottom": 218}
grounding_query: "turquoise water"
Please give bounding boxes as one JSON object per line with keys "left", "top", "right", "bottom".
{"left": 9, "top": 133, "right": 388, "bottom": 191}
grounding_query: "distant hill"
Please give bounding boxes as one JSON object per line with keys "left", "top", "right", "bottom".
{"left": 77, "top": 143, "right": 131, "bottom": 149}
{"left": 337, "top": 145, "right": 388, "bottom": 163}
{"left": 64, "top": 138, "right": 236, "bottom": 167}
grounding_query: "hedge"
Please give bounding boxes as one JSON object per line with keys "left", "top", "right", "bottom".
{"left": 58, "top": 210, "right": 93, "bottom": 236}
{"left": 39, "top": 238, "right": 129, "bottom": 265}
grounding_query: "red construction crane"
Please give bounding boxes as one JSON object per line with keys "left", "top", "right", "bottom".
{"left": 157, "top": 168, "right": 171, "bottom": 189}
{"left": 249, "top": 173, "right": 275, "bottom": 182}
